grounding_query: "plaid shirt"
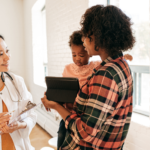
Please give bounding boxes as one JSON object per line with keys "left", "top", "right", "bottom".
{"left": 60, "top": 53, "right": 133, "bottom": 150}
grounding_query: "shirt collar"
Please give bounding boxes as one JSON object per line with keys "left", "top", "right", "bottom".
{"left": 93, "top": 52, "right": 123, "bottom": 73}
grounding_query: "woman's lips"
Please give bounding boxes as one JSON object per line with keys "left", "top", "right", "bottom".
{"left": 2, "top": 64, "right": 9, "bottom": 67}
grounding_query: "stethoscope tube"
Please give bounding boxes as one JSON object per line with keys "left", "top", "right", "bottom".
{"left": 1, "top": 72, "right": 22, "bottom": 102}
{"left": 1, "top": 72, "right": 13, "bottom": 82}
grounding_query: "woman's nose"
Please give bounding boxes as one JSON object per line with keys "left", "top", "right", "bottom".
{"left": 83, "top": 42, "right": 85, "bottom": 47}
{"left": 4, "top": 52, "right": 10, "bottom": 61}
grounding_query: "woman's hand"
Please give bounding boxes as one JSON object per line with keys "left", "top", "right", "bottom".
{"left": 0, "top": 112, "right": 11, "bottom": 129}
{"left": 0, "top": 121, "right": 27, "bottom": 134}
{"left": 41, "top": 93, "right": 59, "bottom": 111}
{"left": 41, "top": 93, "right": 71, "bottom": 121}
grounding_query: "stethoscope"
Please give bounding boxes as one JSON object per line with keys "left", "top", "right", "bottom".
{"left": 1, "top": 72, "right": 22, "bottom": 102}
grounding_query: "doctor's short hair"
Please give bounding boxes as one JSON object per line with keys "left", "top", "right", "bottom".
{"left": 0, "top": 35, "right": 4, "bottom": 40}
{"left": 69, "top": 30, "right": 83, "bottom": 47}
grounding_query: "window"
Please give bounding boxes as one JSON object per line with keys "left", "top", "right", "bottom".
{"left": 32, "top": 0, "right": 48, "bottom": 87}
{"left": 41, "top": 6, "right": 48, "bottom": 77}
{"left": 89, "top": 0, "right": 150, "bottom": 116}
{"left": 109, "top": 0, "right": 150, "bottom": 116}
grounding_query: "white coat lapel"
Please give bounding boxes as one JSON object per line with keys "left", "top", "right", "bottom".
{"left": 1, "top": 79, "right": 18, "bottom": 112}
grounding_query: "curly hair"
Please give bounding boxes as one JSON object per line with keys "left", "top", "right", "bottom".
{"left": 80, "top": 5, "right": 135, "bottom": 56}
{"left": 69, "top": 30, "right": 83, "bottom": 47}
{"left": 0, "top": 35, "right": 4, "bottom": 40}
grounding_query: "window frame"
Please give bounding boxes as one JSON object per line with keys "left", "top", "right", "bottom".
{"left": 32, "top": 0, "right": 48, "bottom": 87}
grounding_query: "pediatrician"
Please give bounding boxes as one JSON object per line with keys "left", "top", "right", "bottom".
{"left": 0, "top": 35, "right": 37, "bottom": 150}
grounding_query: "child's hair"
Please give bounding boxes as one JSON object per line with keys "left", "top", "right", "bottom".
{"left": 80, "top": 5, "right": 135, "bottom": 56}
{"left": 69, "top": 30, "right": 83, "bottom": 47}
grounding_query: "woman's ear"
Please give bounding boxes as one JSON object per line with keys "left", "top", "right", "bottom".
{"left": 81, "top": 36, "right": 85, "bottom": 42}
{"left": 94, "top": 45, "right": 99, "bottom": 51}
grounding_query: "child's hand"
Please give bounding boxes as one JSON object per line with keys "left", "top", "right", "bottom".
{"left": 124, "top": 54, "right": 133, "bottom": 61}
{"left": 41, "top": 92, "right": 59, "bottom": 111}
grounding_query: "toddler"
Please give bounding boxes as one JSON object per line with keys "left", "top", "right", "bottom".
{"left": 57, "top": 30, "right": 101, "bottom": 149}
{"left": 63, "top": 30, "right": 101, "bottom": 87}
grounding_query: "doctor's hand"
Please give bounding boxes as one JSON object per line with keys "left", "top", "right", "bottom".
{"left": 41, "top": 93, "right": 59, "bottom": 111}
{"left": 0, "top": 112, "right": 11, "bottom": 129}
{"left": 0, "top": 121, "right": 27, "bottom": 134}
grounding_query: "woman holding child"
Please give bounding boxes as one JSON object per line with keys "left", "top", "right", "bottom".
{"left": 42, "top": 5, "right": 135, "bottom": 150}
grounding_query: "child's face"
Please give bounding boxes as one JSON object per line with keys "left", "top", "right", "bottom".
{"left": 71, "top": 44, "right": 89, "bottom": 66}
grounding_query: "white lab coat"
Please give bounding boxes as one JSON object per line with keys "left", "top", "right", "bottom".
{"left": 0, "top": 73, "right": 37, "bottom": 150}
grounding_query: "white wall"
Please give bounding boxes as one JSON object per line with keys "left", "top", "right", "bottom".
{"left": 23, "top": 0, "right": 150, "bottom": 150}
{"left": 46, "top": 0, "right": 88, "bottom": 77}
{"left": 124, "top": 113, "right": 150, "bottom": 150}
{"left": 0, "top": 0, "right": 25, "bottom": 78}
{"left": 23, "top": 0, "right": 88, "bottom": 102}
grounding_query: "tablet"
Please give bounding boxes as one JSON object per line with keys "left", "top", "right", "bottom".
{"left": 45, "top": 76, "right": 80, "bottom": 104}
